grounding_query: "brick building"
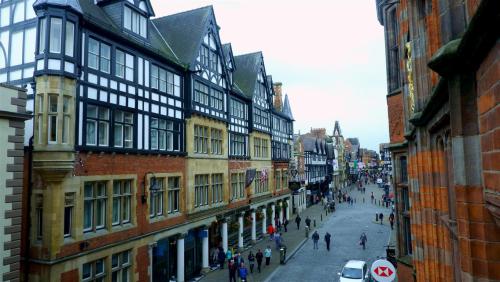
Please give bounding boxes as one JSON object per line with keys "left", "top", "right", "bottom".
{"left": 0, "top": 1, "right": 295, "bottom": 281}
{"left": 376, "top": 0, "right": 499, "bottom": 281}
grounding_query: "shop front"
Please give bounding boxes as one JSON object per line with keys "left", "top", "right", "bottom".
{"left": 152, "top": 237, "right": 177, "bottom": 282}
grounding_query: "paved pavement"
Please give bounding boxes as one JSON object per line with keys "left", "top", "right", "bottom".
{"left": 266, "top": 183, "right": 393, "bottom": 282}
{"left": 200, "top": 196, "right": 335, "bottom": 282}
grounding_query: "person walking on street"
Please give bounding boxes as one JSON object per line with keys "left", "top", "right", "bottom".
{"left": 226, "top": 249, "right": 233, "bottom": 265}
{"left": 371, "top": 192, "right": 374, "bottom": 204}
{"left": 247, "top": 251, "right": 255, "bottom": 273}
{"left": 238, "top": 262, "right": 248, "bottom": 282}
{"left": 218, "top": 247, "right": 226, "bottom": 269}
{"left": 324, "top": 232, "right": 332, "bottom": 251}
{"left": 267, "top": 224, "right": 275, "bottom": 241}
{"left": 264, "top": 246, "right": 272, "bottom": 266}
{"left": 283, "top": 218, "right": 289, "bottom": 232}
{"left": 379, "top": 213, "right": 384, "bottom": 225}
{"left": 274, "top": 232, "right": 281, "bottom": 250}
{"left": 312, "top": 231, "right": 320, "bottom": 249}
{"left": 389, "top": 212, "right": 395, "bottom": 230}
{"left": 360, "top": 232, "right": 368, "bottom": 250}
{"left": 229, "top": 259, "right": 237, "bottom": 282}
{"left": 256, "top": 249, "right": 263, "bottom": 272}
{"left": 305, "top": 216, "right": 311, "bottom": 229}
{"left": 295, "top": 215, "right": 301, "bottom": 230}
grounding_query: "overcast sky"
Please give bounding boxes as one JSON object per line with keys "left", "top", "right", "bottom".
{"left": 151, "top": 0, "right": 389, "bottom": 151}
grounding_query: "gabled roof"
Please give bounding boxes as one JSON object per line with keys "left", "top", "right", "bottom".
{"left": 282, "top": 94, "right": 294, "bottom": 120}
{"left": 222, "top": 43, "right": 235, "bottom": 70}
{"left": 233, "top": 52, "right": 262, "bottom": 99}
{"left": 152, "top": 6, "right": 213, "bottom": 67}
{"left": 34, "top": 0, "right": 82, "bottom": 14}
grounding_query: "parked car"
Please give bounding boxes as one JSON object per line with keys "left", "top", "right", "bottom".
{"left": 337, "top": 260, "right": 370, "bottom": 282}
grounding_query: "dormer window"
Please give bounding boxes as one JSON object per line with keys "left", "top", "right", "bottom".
{"left": 124, "top": 6, "right": 147, "bottom": 38}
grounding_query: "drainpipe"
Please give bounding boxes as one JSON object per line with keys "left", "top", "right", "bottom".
{"left": 24, "top": 136, "right": 34, "bottom": 282}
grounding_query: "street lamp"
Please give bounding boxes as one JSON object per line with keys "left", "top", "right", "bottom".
{"left": 142, "top": 172, "right": 158, "bottom": 204}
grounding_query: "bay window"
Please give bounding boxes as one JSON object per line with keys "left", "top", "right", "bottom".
{"left": 38, "top": 18, "right": 46, "bottom": 54}
{"left": 194, "top": 81, "right": 209, "bottom": 106}
{"left": 210, "top": 89, "right": 223, "bottom": 110}
{"left": 150, "top": 118, "right": 181, "bottom": 152}
{"left": 65, "top": 21, "right": 74, "bottom": 57}
{"left": 48, "top": 94, "right": 58, "bottom": 143}
{"left": 49, "top": 17, "right": 62, "bottom": 53}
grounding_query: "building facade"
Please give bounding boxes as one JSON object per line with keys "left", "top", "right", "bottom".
{"left": 0, "top": 84, "right": 30, "bottom": 282}
{"left": 376, "top": 0, "right": 499, "bottom": 281}
{"left": 0, "top": 1, "right": 296, "bottom": 281}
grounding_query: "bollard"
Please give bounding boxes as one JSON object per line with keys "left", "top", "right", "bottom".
{"left": 376, "top": 213, "right": 378, "bottom": 222}
{"left": 305, "top": 226, "right": 309, "bottom": 238}
{"left": 314, "top": 219, "right": 316, "bottom": 227}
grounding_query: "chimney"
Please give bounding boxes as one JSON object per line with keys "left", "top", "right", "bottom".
{"left": 273, "top": 82, "right": 283, "bottom": 111}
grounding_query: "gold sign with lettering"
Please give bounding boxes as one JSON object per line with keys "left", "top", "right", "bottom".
{"left": 405, "top": 42, "right": 415, "bottom": 115}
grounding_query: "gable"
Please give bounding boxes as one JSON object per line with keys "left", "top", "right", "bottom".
{"left": 193, "top": 24, "right": 229, "bottom": 89}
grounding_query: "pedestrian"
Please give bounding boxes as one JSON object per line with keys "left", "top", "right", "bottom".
{"left": 371, "top": 192, "right": 374, "bottom": 204}
{"left": 274, "top": 232, "right": 281, "bottom": 250}
{"left": 247, "top": 251, "right": 255, "bottom": 273}
{"left": 275, "top": 216, "right": 280, "bottom": 231}
{"left": 218, "top": 246, "right": 226, "bottom": 269}
{"left": 305, "top": 216, "right": 311, "bottom": 229}
{"left": 283, "top": 218, "right": 289, "bottom": 232}
{"left": 238, "top": 262, "right": 248, "bottom": 282}
{"left": 264, "top": 246, "right": 272, "bottom": 266}
{"left": 324, "top": 232, "right": 331, "bottom": 251}
{"left": 256, "top": 249, "right": 264, "bottom": 272}
{"left": 295, "top": 215, "right": 301, "bottom": 230}
{"left": 312, "top": 231, "right": 320, "bottom": 250}
{"left": 226, "top": 249, "right": 233, "bottom": 264}
{"left": 234, "top": 252, "right": 244, "bottom": 266}
{"left": 267, "top": 224, "right": 275, "bottom": 240}
{"left": 389, "top": 212, "right": 395, "bottom": 230}
{"left": 359, "top": 232, "right": 368, "bottom": 250}
{"left": 379, "top": 212, "right": 384, "bottom": 225}
{"left": 229, "top": 259, "right": 237, "bottom": 282}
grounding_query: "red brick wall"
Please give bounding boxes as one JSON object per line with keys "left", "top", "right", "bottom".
{"left": 397, "top": 263, "right": 415, "bottom": 282}
{"left": 136, "top": 245, "right": 150, "bottom": 282}
{"left": 60, "top": 269, "right": 78, "bottom": 282}
{"left": 387, "top": 92, "right": 405, "bottom": 144}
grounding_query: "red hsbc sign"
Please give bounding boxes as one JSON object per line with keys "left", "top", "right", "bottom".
{"left": 370, "top": 259, "right": 396, "bottom": 282}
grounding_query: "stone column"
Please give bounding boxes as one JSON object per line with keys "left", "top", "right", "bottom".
{"left": 286, "top": 199, "right": 291, "bottom": 220}
{"left": 251, "top": 210, "right": 257, "bottom": 243}
{"left": 271, "top": 204, "right": 276, "bottom": 228}
{"left": 261, "top": 208, "right": 267, "bottom": 236}
{"left": 177, "top": 234, "right": 185, "bottom": 282}
{"left": 238, "top": 213, "right": 244, "bottom": 250}
{"left": 222, "top": 221, "right": 228, "bottom": 252}
{"left": 202, "top": 227, "right": 209, "bottom": 270}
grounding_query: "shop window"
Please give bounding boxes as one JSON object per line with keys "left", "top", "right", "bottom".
{"left": 168, "top": 177, "right": 180, "bottom": 214}
{"left": 64, "top": 193, "right": 74, "bottom": 238}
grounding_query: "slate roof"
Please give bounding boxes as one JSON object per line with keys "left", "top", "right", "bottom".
{"left": 233, "top": 52, "right": 262, "bottom": 99}
{"left": 282, "top": 94, "right": 294, "bottom": 120}
{"left": 302, "top": 136, "right": 317, "bottom": 152}
{"left": 34, "top": 0, "right": 82, "bottom": 13}
{"left": 152, "top": 6, "right": 212, "bottom": 67}
{"left": 347, "top": 138, "right": 360, "bottom": 146}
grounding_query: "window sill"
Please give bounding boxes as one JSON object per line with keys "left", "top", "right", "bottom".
{"left": 83, "top": 228, "right": 109, "bottom": 240}
{"left": 111, "top": 222, "right": 134, "bottom": 232}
